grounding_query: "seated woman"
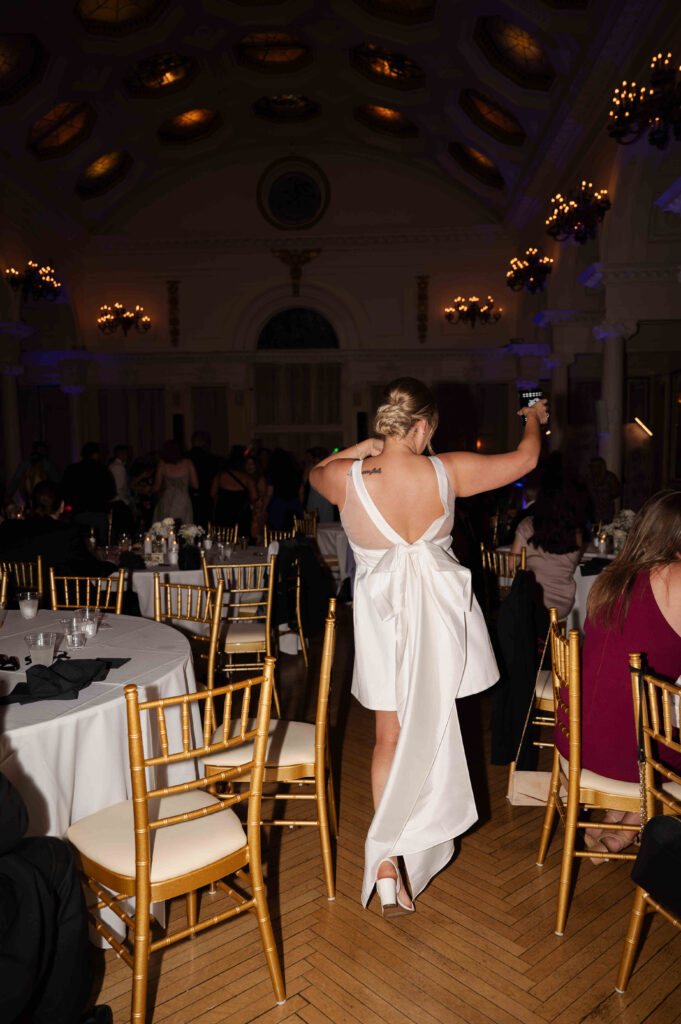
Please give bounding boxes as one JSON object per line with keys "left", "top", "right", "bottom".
{"left": 570, "top": 490, "right": 681, "bottom": 857}
{"left": 511, "top": 471, "right": 582, "bottom": 621}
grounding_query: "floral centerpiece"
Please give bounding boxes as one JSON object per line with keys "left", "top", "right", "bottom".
{"left": 178, "top": 523, "right": 205, "bottom": 544}
{"left": 602, "top": 509, "right": 636, "bottom": 553}
{"left": 149, "top": 517, "right": 176, "bottom": 541}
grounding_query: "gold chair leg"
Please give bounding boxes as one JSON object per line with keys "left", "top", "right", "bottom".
{"left": 326, "top": 756, "right": 338, "bottom": 838}
{"left": 250, "top": 861, "right": 286, "bottom": 1004}
{"left": 555, "top": 789, "right": 579, "bottom": 936}
{"left": 536, "top": 749, "right": 561, "bottom": 866}
{"left": 131, "top": 904, "right": 151, "bottom": 1024}
{"left": 186, "top": 890, "right": 197, "bottom": 931}
{"left": 272, "top": 677, "right": 282, "bottom": 718}
{"left": 315, "top": 767, "right": 336, "bottom": 900}
{"left": 615, "top": 887, "right": 648, "bottom": 993}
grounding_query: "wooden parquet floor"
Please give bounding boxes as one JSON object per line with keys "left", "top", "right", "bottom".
{"left": 94, "top": 608, "right": 681, "bottom": 1024}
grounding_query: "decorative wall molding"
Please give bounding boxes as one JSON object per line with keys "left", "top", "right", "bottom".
{"left": 654, "top": 176, "right": 681, "bottom": 215}
{"left": 585, "top": 264, "right": 678, "bottom": 285}
{"left": 533, "top": 309, "right": 600, "bottom": 328}
{"left": 97, "top": 226, "right": 509, "bottom": 256}
{"left": 593, "top": 320, "right": 638, "bottom": 341}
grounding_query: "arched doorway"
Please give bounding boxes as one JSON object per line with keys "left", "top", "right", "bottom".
{"left": 255, "top": 307, "right": 342, "bottom": 455}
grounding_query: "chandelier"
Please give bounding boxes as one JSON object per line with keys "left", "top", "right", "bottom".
{"left": 546, "top": 181, "right": 610, "bottom": 244}
{"left": 506, "top": 247, "right": 554, "bottom": 294}
{"left": 4, "top": 260, "right": 62, "bottom": 301}
{"left": 608, "top": 52, "right": 681, "bottom": 149}
{"left": 444, "top": 295, "right": 502, "bottom": 328}
{"left": 97, "top": 302, "right": 151, "bottom": 335}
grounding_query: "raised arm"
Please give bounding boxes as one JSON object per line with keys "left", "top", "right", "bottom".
{"left": 309, "top": 438, "right": 384, "bottom": 507}
{"left": 439, "top": 401, "right": 548, "bottom": 498}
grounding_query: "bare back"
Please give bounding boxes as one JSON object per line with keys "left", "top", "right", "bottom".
{"left": 342, "top": 454, "right": 452, "bottom": 548}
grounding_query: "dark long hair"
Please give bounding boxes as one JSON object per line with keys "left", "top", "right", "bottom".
{"left": 587, "top": 489, "right": 681, "bottom": 631}
{"left": 529, "top": 478, "right": 580, "bottom": 555}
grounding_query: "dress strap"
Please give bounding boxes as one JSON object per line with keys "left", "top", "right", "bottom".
{"left": 429, "top": 456, "right": 453, "bottom": 514}
{"left": 351, "top": 461, "right": 403, "bottom": 546}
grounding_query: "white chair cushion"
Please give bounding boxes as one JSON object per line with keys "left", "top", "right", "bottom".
{"left": 662, "top": 780, "right": 681, "bottom": 802}
{"left": 67, "top": 790, "right": 245, "bottom": 883}
{"left": 204, "top": 718, "right": 315, "bottom": 769}
{"left": 559, "top": 754, "right": 641, "bottom": 799}
{"left": 223, "top": 621, "right": 266, "bottom": 646}
{"left": 535, "top": 669, "right": 553, "bottom": 702}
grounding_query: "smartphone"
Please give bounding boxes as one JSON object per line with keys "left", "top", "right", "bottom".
{"left": 518, "top": 389, "right": 545, "bottom": 425}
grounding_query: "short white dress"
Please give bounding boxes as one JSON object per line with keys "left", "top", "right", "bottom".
{"left": 341, "top": 457, "right": 499, "bottom": 905}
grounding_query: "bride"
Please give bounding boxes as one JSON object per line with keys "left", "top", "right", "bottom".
{"left": 310, "top": 377, "right": 548, "bottom": 915}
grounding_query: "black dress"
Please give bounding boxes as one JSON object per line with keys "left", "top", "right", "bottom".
{"left": 214, "top": 472, "right": 252, "bottom": 536}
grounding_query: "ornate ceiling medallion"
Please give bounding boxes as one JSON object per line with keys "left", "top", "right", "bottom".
{"left": 124, "top": 53, "right": 197, "bottom": 96}
{"left": 28, "top": 102, "right": 95, "bottom": 159}
{"left": 158, "top": 108, "right": 221, "bottom": 143}
{"left": 351, "top": 44, "right": 425, "bottom": 90}
{"left": 75, "top": 0, "right": 168, "bottom": 35}
{"left": 235, "top": 32, "right": 312, "bottom": 73}
{"left": 449, "top": 142, "right": 505, "bottom": 189}
{"left": 351, "top": 0, "right": 436, "bottom": 25}
{"left": 474, "top": 16, "right": 555, "bottom": 91}
{"left": 76, "top": 151, "right": 132, "bottom": 199}
{"left": 257, "top": 157, "right": 329, "bottom": 231}
{"left": 355, "top": 104, "right": 418, "bottom": 136}
{"left": 253, "top": 94, "right": 320, "bottom": 121}
{"left": 459, "top": 89, "right": 525, "bottom": 146}
{"left": 0, "top": 34, "right": 46, "bottom": 104}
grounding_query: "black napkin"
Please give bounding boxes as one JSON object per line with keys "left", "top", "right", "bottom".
{"left": 0, "top": 658, "right": 130, "bottom": 705}
{"left": 179, "top": 544, "right": 201, "bottom": 570}
{"left": 580, "top": 557, "right": 611, "bottom": 577}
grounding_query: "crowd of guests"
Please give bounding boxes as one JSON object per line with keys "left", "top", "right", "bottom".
{"left": 3, "top": 434, "right": 339, "bottom": 546}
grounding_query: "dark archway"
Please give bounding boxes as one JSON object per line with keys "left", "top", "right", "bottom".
{"left": 257, "top": 307, "right": 339, "bottom": 350}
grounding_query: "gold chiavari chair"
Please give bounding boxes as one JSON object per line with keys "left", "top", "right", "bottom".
{"left": 211, "top": 524, "right": 239, "bottom": 544}
{"left": 278, "top": 557, "right": 308, "bottom": 669}
{"left": 536, "top": 609, "right": 640, "bottom": 936}
{"left": 0, "top": 555, "right": 43, "bottom": 602}
{"left": 0, "top": 571, "right": 8, "bottom": 607}
{"left": 205, "top": 600, "right": 338, "bottom": 898}
{"left": 153, "top": 575, "right": 224, "bottom": 694}
{"left": 263, "top": 526, "right": 295, "bottom": 546}
{"left": 201, "top": 554, "right": 281, "bottom": 716}
{"left": 293, "top": 510, "right": 318, "bottom": 539}
{"left": 49, "top": 567, "right": 125, "bottom": 614}
{"left": 480, "top": 543, "right": 526, "bottom": 600}
{"left": 615, "top": 655, "right": 681, "bottom": 992}
{"left": 66, "top": 659, "right": 284, "bottom": 1024}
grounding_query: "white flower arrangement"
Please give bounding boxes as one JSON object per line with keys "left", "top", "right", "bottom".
{"left": 602, "top": 509, "right": 636, "bottom": 537}
{"left": 178, "top": 523, "right": 205, "bottom": 543}
{"left": 149, "top": 517, "right": 176, "bottom": 539}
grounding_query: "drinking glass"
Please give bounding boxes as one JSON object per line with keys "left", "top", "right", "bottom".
{"left": 18, "top": 590, "right": 39, "bottom": 620}
{"left": 76, "top": 609, "right": 99, "bottom": 638}
{"left": 25, "top": 631, "right": 57, "bottom": 666}
{"left": 64, "top": 630, "right": 87, "bottom": 649}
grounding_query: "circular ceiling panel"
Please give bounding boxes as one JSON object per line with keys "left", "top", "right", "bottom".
{"left": 355, "top": 104, "right": 418, "bottom": 137}
{"left": 75, "top": 0, "right": 168, "bottom": 35}
{"left": 124, "top": 52, "right": 198, "bottom": 96}
{"left": 158, "top": 107, "right": 221, "bottom": 143}
{"left": 0, "top": 34, "right": 46, "bottom": 104}
{"left": 459, "top": 88, "right": 525, "bottom": 146}
{"left": 76, "top": 150, "right": 132, "bottom": 198}
{"left": 449, "top": 142, "right": 505, "bottom": 189}
{"left": 28, "top": 101, "right": 96, "bottom": 158}
{"left": 253, "top": 94, "right": 320, "bottom": 122}
{"left": 235, "top": 32, "right": 312, "bottom": 73}
{"left": 257, "top": 156, "right": 329, "bottom": 230}
{"left": 474, "top": 16, "right": 555, "bottom": 91}
{"left": 351, "top": 0, "right": 436, "bottom": 24}
{"left": 351, "top": 44, "right": 425, "bottom": 90}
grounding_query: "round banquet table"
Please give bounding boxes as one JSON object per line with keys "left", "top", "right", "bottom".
{"left": 0, "top": 610, "right": 200, "bottom": 839}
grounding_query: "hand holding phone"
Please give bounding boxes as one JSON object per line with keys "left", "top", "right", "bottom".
{"left": 518, "top": 389, "right": 549, "bottom": 425}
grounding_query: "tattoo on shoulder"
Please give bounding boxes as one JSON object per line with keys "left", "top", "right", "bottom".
{"left": 361, "top": 467, "right": 382, "bottom": 475}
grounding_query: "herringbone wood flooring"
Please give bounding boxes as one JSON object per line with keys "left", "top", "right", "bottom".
{"left": 94, "top": 610, "right": 681, "bottom": 1023}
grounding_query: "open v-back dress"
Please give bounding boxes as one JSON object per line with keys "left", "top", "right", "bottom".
{"left": 341, "top": 456, "right": 499, "bottom": 905}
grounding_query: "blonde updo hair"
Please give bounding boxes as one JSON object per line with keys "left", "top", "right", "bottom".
{"left": 373, "top": 377, "right": 439, "bottom": 453}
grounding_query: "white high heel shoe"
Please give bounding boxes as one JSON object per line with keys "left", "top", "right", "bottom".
{"left": 376, "top": 859, "right": 414, "bottom": 918}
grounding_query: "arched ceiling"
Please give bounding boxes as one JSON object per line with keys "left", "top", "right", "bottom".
{"left": 0, "top": 0, "right": 679, "bottom": 236}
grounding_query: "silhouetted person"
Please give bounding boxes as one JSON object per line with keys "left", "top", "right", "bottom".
{"left": 186, "top": 431, "right": 220, "bottom": 527}
{"left": 62, "top": 443, "right": 115, "bottom": 543}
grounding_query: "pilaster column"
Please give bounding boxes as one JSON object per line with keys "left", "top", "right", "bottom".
{"left": 59, "top": 357, "right": 89, "bottom": 463}
{"left": 0, "top": 322, "right": 33, "bottom": 488}
{"left": 549, "top": 361, "right": 568, "bottom": 452}
{"left": 592, "top": 321, "right": 636, "bottom": 478}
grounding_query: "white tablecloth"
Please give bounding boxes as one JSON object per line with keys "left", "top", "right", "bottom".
{"left": 316, "top": 523, "right": 350, "bottom": 580}
{"left": 0, "top": 610, "right": 200, "bottom": 838}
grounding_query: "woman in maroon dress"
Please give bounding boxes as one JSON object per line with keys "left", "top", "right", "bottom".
{"left": 568, "top": 490, "right": 681, "bottom": 857}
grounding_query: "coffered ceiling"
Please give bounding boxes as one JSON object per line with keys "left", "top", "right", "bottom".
{"left": 0, "top": 0, "right": 679, "bottom": 235}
